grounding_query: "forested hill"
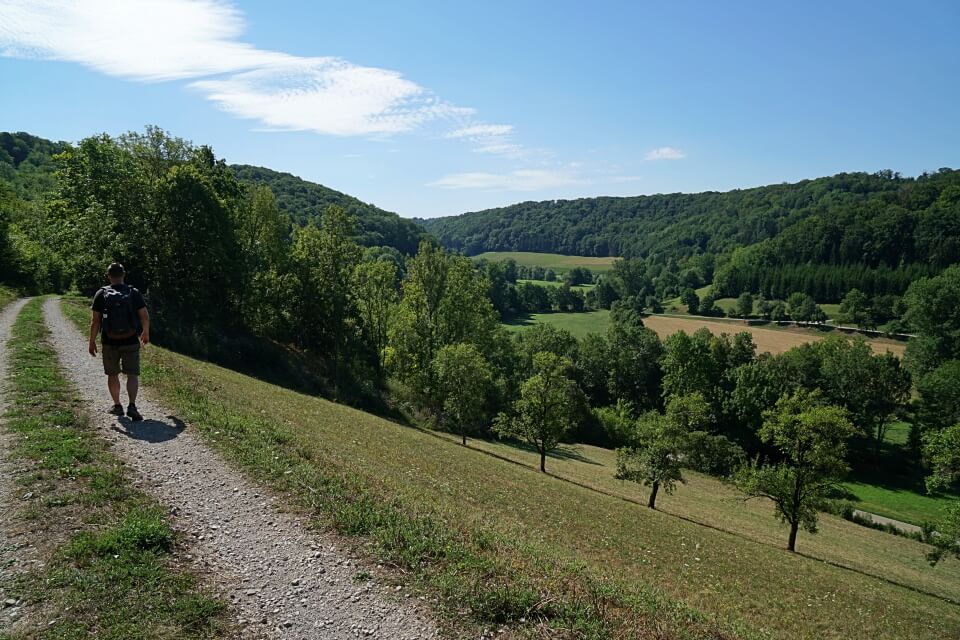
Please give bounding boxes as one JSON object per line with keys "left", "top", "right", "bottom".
{"left": 231, "top": 164, "right": 428, "bottom": 255}
{"left": 418, "top": 169, "right": 960, "bottom": 268}
{"left": 0, "top": 131, "right": 67, "bottom": 200}
{"left": 0, "top": 131, "right": 429, "bottom": 256}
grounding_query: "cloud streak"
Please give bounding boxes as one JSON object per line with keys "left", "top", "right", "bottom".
{"left": 645, "top": 146, "right": 685, "bottom": 160}
{"left": 0, "top": 0, "right": 476, "bottom": 136}
{"left": 428, "top": 170, "right": 588, "bottom": 191}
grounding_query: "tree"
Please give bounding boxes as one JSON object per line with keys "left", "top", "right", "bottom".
{"left": 615, "top": 393, "right": 710, "bottom": 508}
{"left": 606, "top": 321, "right": 663, "bottom": 410}
{"left": 680, "top": 287, "right": 699, "bottom": 315}
{"left": 735, "top": 292, "right": 754, "bottom": 319}
{"left": 353, "top": 259, "right": 399, "bottom": 369}
{"left": 904, "top": 265, "right": 960, "bottom": 374}
{"left": 388, "top": 243, "right": 498, "bottom": 406}
{"left": 816, "top": 336, "right": 910, "bottom": 453}
{"left": 644, "top": 295, "right": 663, "bottom": 313}
{"left": 920, "top": 397, "right": 960, "bottom": 568}
{"left": 770, "top": 300, "right": 788, "bottom": 322}
{"left": 915, "top": 360, "right": 960, "bottom": 432}
{"left": 736, "top": 391, "right": 855, "bottom": 552}
{"left": 786, "top": 292, "right": 817, "bottom": 323}
{"left": 432, "top": 343, "right": 493, "bottom": 445}
{"left": 837, "top": 289, "right": 871, "bottom": 327}
{"left": 495, "top": 352, "right": 578, "bottom": 472}
{"left": 924, "top": 423, "right": 960, "bottom": 494}
{"left": 755, "top": 294, "right": 772, "bottom": 320}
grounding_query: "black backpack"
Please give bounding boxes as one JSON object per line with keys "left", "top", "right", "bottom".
{"left": 102, "top": 285, "right": 137, "bottom": 338}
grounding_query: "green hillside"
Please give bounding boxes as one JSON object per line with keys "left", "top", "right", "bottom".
{"left": 231, "top": 164, "right": 429, "bottom": 254}
{"left": 419, "top": 170, "right": 960, "bottom": 302}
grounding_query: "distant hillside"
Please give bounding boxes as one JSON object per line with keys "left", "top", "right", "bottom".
{"left": 0, "top": 131, "right": 67, "bottom": 200}
{"left": 232, "top": 165, "right": 429, "bottom": 255}
{"left": 418, "top": 170, "right": 960, "bottom": 271}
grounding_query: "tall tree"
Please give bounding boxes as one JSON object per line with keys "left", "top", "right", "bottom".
{"left": 353, "top": 259, "right": 399, "bottom": 369}
{"left": 432, "top": 343, "right": 494, "bottom": 445}
{"left": 736, "top": 391, "right": 855, "bottom": 552}
{"left": 495, "top": 352, "right": 578, "bottom": 472}
{"left": 735, "top": 292, "right": 754, "bottom": 318}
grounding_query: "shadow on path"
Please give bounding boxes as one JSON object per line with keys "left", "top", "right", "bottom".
{"left": 111, "top": 415, "right": 186, "bottom": 443}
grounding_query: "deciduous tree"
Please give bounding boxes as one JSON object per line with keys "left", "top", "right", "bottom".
{"left": 736, "top": 391, "right": 854, "bottom": 552}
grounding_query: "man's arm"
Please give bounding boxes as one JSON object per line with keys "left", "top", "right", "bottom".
{"left": 138, "top": 307, "right": 150, "bottom": 345}
{"left": 89, "top": 311, "right": 102, "bottom": 356}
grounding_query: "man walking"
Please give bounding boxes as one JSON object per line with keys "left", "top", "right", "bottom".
{"left": 88, "top": 263, "right": 150, "bottom": 421}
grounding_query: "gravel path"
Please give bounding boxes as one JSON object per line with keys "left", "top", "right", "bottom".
{"left": 852, "top": 509, "right": 923, "bottom": 535}
{"left": 0, "top": 298, "right": 33, "bottom": 632}
{"left": 43, "top": 298, "right": 440, "bottom": 640}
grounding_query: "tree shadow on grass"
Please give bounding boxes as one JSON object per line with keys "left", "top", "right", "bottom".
{"left": 498, "top": 438, "right": 602, "bottom": 466}
{"left": 502, "top": 314, "right": 535, "bottom": 329}
{"left": 111, "top": 415, "right": 186, "bottom": 443}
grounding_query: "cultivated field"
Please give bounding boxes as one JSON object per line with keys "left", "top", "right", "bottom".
{"left": 61, "top": 299, "right": 959, "bottom": 640}
{"left": 516, "top": 278, "right": 595, "bottom": 292}
{"left": 506, "top": 310, "right": 907, "bottom": 357}
{"left": 473, "top": 251, "right": 618, "bottom": 273}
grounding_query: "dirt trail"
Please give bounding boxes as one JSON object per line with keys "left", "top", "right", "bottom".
{"left": 0, "top": 297, "right": 33, "bottom": 632}
{"left": 43, "top": 298, "right": 440, "bottom": 640}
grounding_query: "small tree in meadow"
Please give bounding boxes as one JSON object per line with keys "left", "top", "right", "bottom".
{"left": 616, "top": 393, "right": 711, "bottom": 509}
{"left": 432, "top": 343, "right": 493, "bottom": 445}
{"left": 495, "top": 351, "right": 578, "bottom": 472}
{"left": 736, "top": 390, "right": 854, "bottom": 552}
{"left": 736, "top": 292, "right": 754, "bottom": 319}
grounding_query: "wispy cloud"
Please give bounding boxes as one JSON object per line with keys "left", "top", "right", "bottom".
{"left": 645, "top": 146, "right": 685, "bottom": 160}
{"left": 0, "top": 0, "right": 477, "bottom": 136}
{"left": 192, "top": 58, "right": 470, "bottom": 136}
{"left": 444, "top": 122, "right": 526, "bottom": 158}
{"left": 428, "top": 170, "right": 587, "bottom": 191}
{"left": 445, "top": 124, "right": 514, "bottom": 139}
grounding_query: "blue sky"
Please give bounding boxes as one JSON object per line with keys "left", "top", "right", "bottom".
{"left": 1, "top": 1, "right": 958, "bottom": 218}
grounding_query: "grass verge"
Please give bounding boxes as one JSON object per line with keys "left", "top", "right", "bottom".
{"left": 1, "top": 298, "right": 228, "bottom": 640}
{"left": 0, "top": 287, "right": 16, "bottom": 311}
{"left": 60, "top": 297, "right": 960, "bottom": 639}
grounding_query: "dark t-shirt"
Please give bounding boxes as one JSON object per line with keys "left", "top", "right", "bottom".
{"left": 91, "top": 284, "right": 146, "bottom": 346}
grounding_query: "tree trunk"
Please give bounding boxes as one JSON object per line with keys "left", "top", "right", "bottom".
{"left": 462, "top": 432, "right": 467, "bottom": 446}
{"left": 540, "top": 449, "right": 546, "bottom": 473}
{"left": 788, "top": 521, "right": 799, "bottom": 552}
{"left": 648, "top": 481, "right": 660, "bottom": 509}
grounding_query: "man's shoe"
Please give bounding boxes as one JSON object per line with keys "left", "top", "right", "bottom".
{"left": 108, "top": 404, "right": 124, "bottom": 416}
{"left": 126, "top": 404, "right": 143, "bottom": 422}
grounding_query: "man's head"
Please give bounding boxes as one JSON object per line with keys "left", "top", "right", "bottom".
{"left": 107, "top": 262, "right": 125, "bottom": 285}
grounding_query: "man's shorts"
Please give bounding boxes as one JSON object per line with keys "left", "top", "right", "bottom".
{"left": 102, "top": 343, "right": 141, "bottom": 376}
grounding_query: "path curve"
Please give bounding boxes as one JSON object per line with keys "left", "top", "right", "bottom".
{"left": 0, "top": 297, "right": 33, "bottom": 633}
{"left": 43, "top": 298, "right": 440, "bottom": 640}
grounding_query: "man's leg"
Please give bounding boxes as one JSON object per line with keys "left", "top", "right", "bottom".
{"left": 126, "top": 374, "right": 139, "bottom": 405}
{"left": 107, "top": 374, "right": 121, "bottom": 405}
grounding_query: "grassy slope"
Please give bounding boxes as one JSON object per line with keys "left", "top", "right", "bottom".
{"left": 473, "top": 252, "right": 617, "bottom": 273}
{"left": 3, "top": 299, "right": 227, "bottom": 639}
{"left": 430, "top": 434, "right": 960, "bottom": 602}
{"left": 60, "top": 299, "right": 960, "bottom": 640}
